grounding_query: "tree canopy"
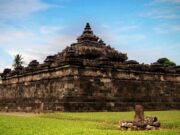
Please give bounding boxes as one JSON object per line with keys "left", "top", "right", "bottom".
{"left": 13, "top": 54, "right": 24, "bottom": 68}
{"left": 157, "top": 58, "right": 176, "bottom": 67}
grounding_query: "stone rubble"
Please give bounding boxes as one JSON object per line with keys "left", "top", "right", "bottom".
{"left": 119, "top": 116, "right": 160, "bottom": 130}
{"left": 119, "top": 105, "right": 160, "bottom": 130}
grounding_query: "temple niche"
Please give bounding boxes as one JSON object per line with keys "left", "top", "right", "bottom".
{"left": 0, "top": 23, "right": 180, "bottom": 112}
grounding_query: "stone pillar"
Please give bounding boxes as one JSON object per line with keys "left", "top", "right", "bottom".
{"left": 39, "top": 102, "right": 44, "bottom": 112}
{"left": 134, "top": 105, "right": 144, "bottom": 121}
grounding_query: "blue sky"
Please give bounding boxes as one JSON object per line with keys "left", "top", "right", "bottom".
{"left": 0, "top": 0, "right": 180, "bottom": 71}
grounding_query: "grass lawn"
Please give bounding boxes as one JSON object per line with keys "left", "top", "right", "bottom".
{"left": 0, "top": 111, "right": 179, "bottom": 135}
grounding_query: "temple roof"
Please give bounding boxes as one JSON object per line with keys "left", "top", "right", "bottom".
{"left": 51, "top": 23, "right": 128, "bottom": 63}
{"left": 1, "top": 23, "right": 130, "bottom": 77}
{"left": 1, "top": 23, "right": 180, "bottom": 77}
{"left": 77, "top": 23, "right": 99, "bottom": 43}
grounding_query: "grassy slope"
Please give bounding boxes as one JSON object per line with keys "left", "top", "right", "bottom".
{"left": 0, "top": 111, "right": 179, "bottom": 135}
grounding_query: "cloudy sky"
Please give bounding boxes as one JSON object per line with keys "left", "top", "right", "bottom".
{"left": 0, "top": 0, "right": 180, "bottom": 71}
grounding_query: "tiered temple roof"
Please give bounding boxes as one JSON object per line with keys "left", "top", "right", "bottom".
{"left": 1, "top": 23, "right": 180, "bottom": 78}
{"left": 55, "top": 23, "right": 128, "bottom": 62}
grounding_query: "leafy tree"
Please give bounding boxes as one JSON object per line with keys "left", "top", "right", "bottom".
{"left": 13, "top": 54, "right": 24, "bottom": 68}
{"left": 157, "top": 57, "right": 176, "bottom": 67}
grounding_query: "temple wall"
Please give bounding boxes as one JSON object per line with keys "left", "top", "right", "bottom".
{"left": 0, "top": 65, "right": 180, "bottom": 112}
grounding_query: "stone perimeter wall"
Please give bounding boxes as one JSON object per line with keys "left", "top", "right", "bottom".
{"left": 0, "top": 65, "right": 180, "bottom": 112}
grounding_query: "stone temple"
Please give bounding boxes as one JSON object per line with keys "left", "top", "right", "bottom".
{"left": 0, "top": 23, "right": 180, "bottom": 112}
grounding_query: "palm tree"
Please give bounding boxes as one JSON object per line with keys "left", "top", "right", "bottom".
{"left": 13, "top": 54, "right": 24, "bottom": 68}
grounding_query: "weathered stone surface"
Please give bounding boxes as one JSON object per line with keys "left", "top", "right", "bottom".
{"left": 124, "top": 60, "right": 139, "bottom": 64}
{"left": 134, "top": 105, "right": 144, "bottom": 121}
{"left": 0, "top": 23, "right": 180, "bottom": 112}
{"left": 120, "top": 106, "right": 161, "bottom": 130}
{"left": 28, "top": 60, "right": 39, "bottom": 67}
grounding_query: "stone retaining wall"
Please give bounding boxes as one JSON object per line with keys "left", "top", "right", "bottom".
{"left": 0, "top": 65, "right": 179, "bottom": 112}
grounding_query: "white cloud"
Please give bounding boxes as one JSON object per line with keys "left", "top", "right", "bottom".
{"left": 153, "top": 27, "right": 168, "bottom": 34}
{"left": 0, "top": 0, "right": 49, "bottom": 19}
{"left": 152, "top": 0, "right": 180, "bottom": 4}
{"left": 153, "top": 24, "right": 180, "bottom": 34}
{"left": 118, "top": 42, "right": 180, "bottom": 65}
{"left": 146, "top": 0, "right": 180, "bottom": 6}
{"left": 126, "top": 47, "right": 163, "bottom": 64}
{"left": 120, "top": 34, "right": 146, "bottom": 41}
{"left": 142, "top": 0, "right": 180, "bottom": 20}
{"left": 114, "top": 25, "right": 139, "bottom": 33}
{"left": 96, "top": 24, "right": 146, "bottom": 46}
{"left": 140, "top": 8, "right": 180, "bottom": 20}
{"left": 171, "top": 25, "right": 180, "bottom": 31}
{"left": 0, "top": 59, "right": 12, "bottom": 72}
{"left": 0, "top": 26, "right": 76, "bottom": 72}
{"left": 95, "top": 23, "right": 180, "bottom": 65}
{"left": 0, "top": 61, "right": 5, "bottom": 72}
{"left": 40, "top": 26, "right": 62, "bottom": 34}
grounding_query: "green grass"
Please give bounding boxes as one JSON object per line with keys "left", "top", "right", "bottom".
{"left": 0, "top": 111, "right": 179, "bottom": 135}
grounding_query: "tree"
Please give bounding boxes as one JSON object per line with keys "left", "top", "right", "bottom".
{"left": 157, "top": 57, "right": 176, "bottom": 67}
{"left": 13, "top": 54, "right": 24, "bottom": 68}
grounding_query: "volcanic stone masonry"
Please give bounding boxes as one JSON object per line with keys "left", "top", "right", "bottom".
{"left": 0, "top": 23, "right": 180, "bottom": 112}
{"left": 119, "top": 105, "right": 161, "bottom": 130}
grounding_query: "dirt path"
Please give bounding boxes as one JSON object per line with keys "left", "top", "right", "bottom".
{"left": 0, "top": 112, "right": 44, "bottom": 117}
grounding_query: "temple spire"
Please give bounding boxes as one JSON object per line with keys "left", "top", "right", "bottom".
{"left": 77, "top": 22, "right": 99, "bottom": 43}
{"left": 83, "top": 23, "right": 93, "bottom": 34}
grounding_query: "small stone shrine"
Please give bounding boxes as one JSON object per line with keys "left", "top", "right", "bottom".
{"left": 0, "top": 23, "right": 180, "bottom": 112}
{"left": 119, "top": 105, "right": 160, "bottom": 130}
